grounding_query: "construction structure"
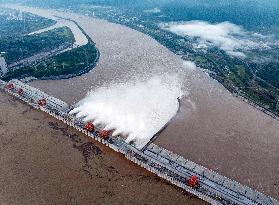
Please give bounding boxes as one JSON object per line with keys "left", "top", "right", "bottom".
{"left": 1, "top": 79, "right": 278, "bottom": 205}
{"left": 5, "top": 79, "right": 69, "bottom": 112}
{"left": 0, "top": 53, "right": 7, "bottom": 77}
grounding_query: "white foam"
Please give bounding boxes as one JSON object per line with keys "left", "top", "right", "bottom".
{"left": 70, "top": 75, "right": 184, "bottom": 149}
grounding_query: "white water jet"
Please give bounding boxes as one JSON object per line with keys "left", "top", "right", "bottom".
{"left": 70, "top": 75, "right": 184, "bottom": 149}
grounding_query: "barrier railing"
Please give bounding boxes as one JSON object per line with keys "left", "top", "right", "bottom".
{"left": 1, "top": 81, "right": 278, "bottom": 205}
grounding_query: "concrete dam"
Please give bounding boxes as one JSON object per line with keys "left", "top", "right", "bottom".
{"left": 0, "top": 78, "right": 278, "bottom": 205}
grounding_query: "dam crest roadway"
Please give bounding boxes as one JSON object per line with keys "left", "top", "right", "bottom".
{"left": 1, "top": 79, "right": 278, "bottom": 205}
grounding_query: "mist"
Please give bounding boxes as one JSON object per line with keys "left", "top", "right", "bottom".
{"left": 161, "top": 21, "right": 274, "bottom": 58}
{"left": 70, "top": 75, "right": 184, "bottom": 149}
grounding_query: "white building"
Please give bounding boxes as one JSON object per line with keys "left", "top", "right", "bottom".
{"left": 0, "top": 53, "right": 7, "bottom": 77}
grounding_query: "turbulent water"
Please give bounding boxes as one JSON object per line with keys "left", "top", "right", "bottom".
{"left": 70, "top": 75, "right": 184, "bottom": 149}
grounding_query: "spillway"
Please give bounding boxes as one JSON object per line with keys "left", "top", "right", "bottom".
{"left": 1, "top": 79, "right": 278, "bottom": 205}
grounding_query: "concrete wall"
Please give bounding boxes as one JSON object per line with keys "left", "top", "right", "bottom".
{"left": 8, "top": 79, "right": 69, "bottom": 111}
{"left": 1, "top": 80, "right": 278, "bottom": 205}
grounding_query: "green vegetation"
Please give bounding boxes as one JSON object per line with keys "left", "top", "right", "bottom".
{"left": 146, "top": 28, "right": 279, "bottom": 115}
{"left": 195, "top": 56, "right": 208, "bottom": 64}
{"left": 3, "top": 43, "right": 99, "bottom": 80}
{"left": 257, "top": 64, "right": 279, "bottom": 89}
{"left": 0, "top": 8, "right": 99, "bottom": 85}
{"left": 76, "top": 4, "right": 279, "bottom": 116}
{"left": 0, "top": 27, "right": 74, "bottom": 64}
{"left": 235, "top": 65, "right": 248, "bottom": 81}
{"left": 0, "top": 8, "right": 55, "bottom": 37}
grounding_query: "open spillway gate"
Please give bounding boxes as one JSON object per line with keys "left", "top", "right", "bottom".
{"left": 1, "top": 79, "right": 278, "bottom": 205}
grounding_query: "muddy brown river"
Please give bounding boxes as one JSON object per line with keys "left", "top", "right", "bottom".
{"left": 3, "top": 5, "right": 279, "bottom": 201}
{"left": 0, "top": 90, "right": 208, "bottom": 205}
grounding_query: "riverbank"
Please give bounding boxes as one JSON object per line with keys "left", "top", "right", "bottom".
{"left": 1, "top": 5, "right": 99, "bottom": 82}
{"left": 6, "top": 5, "right": 279, "bottom": 200}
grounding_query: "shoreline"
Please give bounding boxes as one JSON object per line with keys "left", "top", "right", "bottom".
{"left": 30, "top": 18, "right": 100, "bottom": 81}
{"left": 1, "top": 79, "right": 277, "bottom": 205}
{"left": 210, "top": 73, "right": 279, "bottom": 122}
{"left": 5, "top": 13, "right": 100, "bottom": 82}
{"left": 4, "top": 5, "right": 279, "bottom": 200}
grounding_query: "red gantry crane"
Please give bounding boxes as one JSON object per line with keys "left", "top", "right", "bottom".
{"left": 85, "top": 122, "right": 95, "bottom": 132}
{"left": 6, "top": 83, "right": 14, "bottom": 90}
{"left": 188, "top": 175, "right": 200, "bottom": 189}
{"left": 100, "top": 130, "right": 110, "bottom": 140}
{"left": 17, "top": 88, "right": 24, "bottom": 95}
{"left": 38, "top": 99, "right": 47, "bottom": 107}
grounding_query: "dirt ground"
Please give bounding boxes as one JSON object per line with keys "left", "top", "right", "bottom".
{"left": 0, "top": 90, "right": 208, "bottom": 205}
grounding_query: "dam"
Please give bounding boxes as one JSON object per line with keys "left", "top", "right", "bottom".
{"left": 1, "top": 78, "right": 278, "bottom": 205}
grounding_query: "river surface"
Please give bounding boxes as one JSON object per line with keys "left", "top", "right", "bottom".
{"left": 6, "top": 5, "right": 279, "bottom": 200}
{"left": 4, "top": 4, "right": 88, "bottom": 48}
{"left": 0, "top": 90, "right": 208, "bottom": 205}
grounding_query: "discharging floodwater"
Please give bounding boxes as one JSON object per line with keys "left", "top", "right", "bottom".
{"left": 7, "top": 5, "right": 279, "bottom": 200}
